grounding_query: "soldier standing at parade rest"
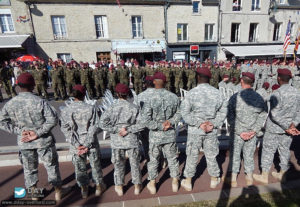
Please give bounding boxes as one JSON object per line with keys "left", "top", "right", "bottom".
{"left": 173, "top": 61, "right": 183, "bottom": 95}
{"left": 80, "top": 63, "right": 93, "bottom": 98}
{"left": 256, "top": 82, "right": 270, "bottom": 102}
{"left": 32, "top": 63, "right": 49, "bottom": 99}
{"left": 132, "top": 61, "right": 144, "bottom": 94}
{"left": 180, "top": 67, "right": 227, "bottom": 191}
{"left": 99, "top": 83, "right": 144, "bottom": 196}
{"left": 64, "top": 63, "right": 77, "bottom": 97}
{"left": 142, "top": 72, "right": 181, "bottom": 194}
{"left": 1, "top": 60, "right": 17, "bottom": 98}
{"left": 226, "top": 72, "right": 267, "bottom": 187}
{"left": 0, "top": 73, "right": 67, "bottom": 201}
{"left": 60, "top": 85, "right": 106, "bottom": 198}
{"left": 107, "top": 65, "right": 117, "bottom": 95}
{"left": 253, "top": 69, "right": 300, "bottom": 184}
{"left": 93, "top": 63, "right": 106, "bottom": 98}
{"left": 209, "top": 63, "right": 220, "bottom": 89}
{"left": 117, "top": 60, "right": 130, "bottom": 86}
{"left": 51, "top": 62, "right": 66, "bottom": 100}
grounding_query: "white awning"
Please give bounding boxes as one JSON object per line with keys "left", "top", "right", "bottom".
{"left": 112, "top": 39, "right": 165, "bottom": 54}
{"left": 0, "top": 35, "right": 30, "bottom": 49}
{"left": 222, "top": 44, "right": 300, "bottom": 57}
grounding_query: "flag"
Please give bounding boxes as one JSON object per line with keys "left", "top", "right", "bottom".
{"left": 283, "top": 20, "right": 291, "bottom": 52}
{"left": 116, "top": 0, "right": 121, "bottom": 7}
{"left": 294, "top": 26, "right": 300, "bottom": 54}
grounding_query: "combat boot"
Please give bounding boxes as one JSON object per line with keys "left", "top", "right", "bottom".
{"left": 253, "top": 171, "right": 269, "bottom": 184}
{"left": 271, "top": 170, "right": 286, "bottom": 183}
{"left": 115, "top": 185, "right": 123, "bottom": 196}
{"left": 245, "top": 173, "right": 253, "bottom": 186}
{"left": 95, "top": 183, "right": 107, "bottom": 196}
{"left": 181, "top": 177, "right": 192, "bottom": 191}
{"left": 81, "top": 185, "right": 89, "bottom": 199}
{"left": 54, "top": 186, "right": 71, "bottom": 201}
{"left": 134, "top": 184, "right": 142, "bottom": 195}
{"left": 210, "top": 177, "right": 221, "bottom": 189}
{"left": 147, "top": 180, "right": 156, "bottom": 194}
{"left": 231, "top": 173, "right": 238, "bottom": 187}
{"left": 172, "top": 178, "right": 179, "bottom": 192}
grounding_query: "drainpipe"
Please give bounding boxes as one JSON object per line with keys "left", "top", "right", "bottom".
{"left": 164, "top": 0, "right": 170, "bottom": 60}
{"left": 217, "top": 0, "right": 222, "bottom": 61}
{"left": 25, "top": 1, "right": 36, "bottom": 55}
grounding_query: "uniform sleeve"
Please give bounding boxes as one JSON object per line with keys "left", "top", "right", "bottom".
{"left": 0, "top": 104, "right": 20, "bottom": 135}
{"left": 180, "top": 95, "right": 205, "bottom": 127}
{"left": 168, "top": 98, "right": 182, "bottom": 127}
{"left": 252, "top": 99, "right": 268, "bottom": 133}
{"left": 99, "top": 107, "right": 120, "bottom": 134}
{"left": 210, "top": 96, "right": 228, "bottom": 129}
{"left": 141, "top": 100, "right": 164, "bottom": 131}
{"left": 84, "top": 107, "right": 100, "bottom": 148}
{"left": 127, "top": 108, "right": 145, "bottom": 134}
{"left": 36, "top": 101, "right": 58, "bottom": 138}
{"left": 269, "top": 91, "right": 291, "bottom": 130}
{"left": 227, "top": 94, "right": 236, "bottom": 126}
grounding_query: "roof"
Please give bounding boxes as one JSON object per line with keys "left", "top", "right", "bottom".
{"left": 0, "top": 35, "right": 30, "bottom": 49}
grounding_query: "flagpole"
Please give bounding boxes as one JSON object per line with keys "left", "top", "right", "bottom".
{"left": 284, "top": 50, "right": 287, "bottom": 63}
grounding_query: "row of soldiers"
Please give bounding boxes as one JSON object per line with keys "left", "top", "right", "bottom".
{"left": 0, "top": 66, "right": 299, "bottom": 200}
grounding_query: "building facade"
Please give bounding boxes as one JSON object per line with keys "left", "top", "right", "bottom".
{"left": 218, "top": 0, "right": 300, "bottom": 60}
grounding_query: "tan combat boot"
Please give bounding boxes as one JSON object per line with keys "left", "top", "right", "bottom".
{"left": 147, "top": 180, "right": 156, "bottom": 194}
{"left": 134, "top": 184, "right": 142, "bottom": 195}
{"left": 81, "top": 185, "right": 89, "bottom": 199}
{"left": 172, "top": 178, "right": 179, "bottom": 192}
{"left": 181, "top": 177, "right": 192, "bottom": 191}
{"left": 95, "top": 183, "right": 107, "bottom": 196}
{"left": 114, "top": 185, "right": 123, "bottom": 196}
{"left": 271, "top": 170, "right": 286, "bottom": 183}
{"left": 253, "top": 171, "right": 269, "bottom": 184}
{"left": 245, "top": 173, "right": 253, "bottom": 186}
{"left": 54, "top": 186, "right": 71, "bottom": 201}
{"left": 210, "top": 177, "right": 221, "bottom": 189}
{"left": 231, "top": 173, "right": 238, "bottom": 187}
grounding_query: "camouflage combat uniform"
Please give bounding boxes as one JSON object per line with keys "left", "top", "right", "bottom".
{"left": 180, "top": 83, "right": 227, "bottom": 178}
{"left": 227, "top": 89, "right": 267, "bottom": 174}
{"left": 1, "top": 65, "right": 17, "bottom": 98}
{"left": 0, "top": 92, "right": 61, "bottom": 188}
{"left": 173, "top": 68, "right": 183, "bottom": 94}
{"left": 142, "top": 89, "right": 181, "bottom": 180}
{"left": 118, "top": 67, "right": 129, "bottom": 86}
{"left": 64, "top": 68, "right": 76, "bottom": 96}
{"left": 93, "top": 67, "right": 105, "bottom": 98}
{"left": 132, "top": 67, "right": 144, "bottom": 94}
{"left": 60, "top": 100, "right": 104, "bottom": 187}
{"left": 51, "top": 67, "right": 66, "bottom": 99}
{"left": 99, "top": 99, "right": 144, "bottom": 186}
{"left": 33, "top": 67, "right": 49, "bottom": 99}
{"left": 80, "top": 68, "right": 93, "bottom": 98}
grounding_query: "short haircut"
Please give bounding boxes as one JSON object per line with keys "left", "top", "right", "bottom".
{"left": 18, "top": 82, "right": 33, "bottom": 89}
{"left": 72, "top": 89, "right": 85, "bottom": 100}
{"left": 241, "top": 76, "right": 253, "bottom": 86}
{"left": 117, "top": 93, "right": 128, "bottom": 99}
{"left": 278, "top": 74, "right": 291, "bottom": 83}
{"left": 197, "top": 73, "right": 210, "bottom": 83}
{"left": 145, "top": 80, "right": 154, "bottom": 88}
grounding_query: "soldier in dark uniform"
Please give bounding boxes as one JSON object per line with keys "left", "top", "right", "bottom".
{"left": 1, "top": 60, "right": 17, "bottom": 99}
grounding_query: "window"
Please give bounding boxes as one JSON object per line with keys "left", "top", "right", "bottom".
{"left": 232, "top": 0, "right": 241, "bottom": 11}
{"left": 273, "top": 23, "right": 281, "bottom": 41}
{"left": 97, "top": 52, "right": 111, "bottom": 62}
{"left": 249, "top": 23, "right": 258, "bottom": 42}
{"left": 131, "top": 16, "right": 143, "bottom": 38}
{"left": 279, "top": 0, "right": 285, "bottom": 4}
{"left": 290, "top": 22, "right": 295, "bottom": 39}
{"left": 205, "top": 24, "right": 214, "bottom": 41}
{"left": 251, "top": 0, "right": 260, "bottom": 11}
{"left": 231, "top": 23, "right": 240, "bottom": 42}
{"left": 57, "top": 53, "right": 72, "bottom": 63}
{"left": 193, "top": 1, "right": 200, "bottom": 13}
{"left": 51, "top": 16, "right": 67, "bottom": 39}
{"left": 0, "top": 14, "right": 14, "bottom": 33}
{"left": 177, "top": 24, "right": 188, "bottom": 41}
{"left": 94, "top": 16, "right": 108, "bottom": 38}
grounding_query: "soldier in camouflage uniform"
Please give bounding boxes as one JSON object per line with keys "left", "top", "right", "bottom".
{"left": 254, "top": 69, "right": 300, "bottom": 184}
{"left": 173, "top": 62, "right": 183, "bottom": 95}
{"left": 93, "top": 63, "right": 106, "bottom": 98}
{"left": 51, "top": 62, "right": 66, "bottom": 100}
{"left": 80, "top": 63, "right": 93, "bottom": 98}
{"left": 64, "top": 63, "right": 77, "bottom": 97}
{"left": 186, "top": 66, "right": 197, "bottom": 91}
{"left": 141, "top": 72, "right": 181, "bottom": 194}
{"left": 162, "top": 62, "right": 172, "bottom": 91}
{"left": 132, "top": 62, "right": 144, "bottom": 94}
{"left": 210, "top": 63, "right": 220, "bottom": 89}
{"left": 99, "top": 83, "right": 144, "bottom": 196}
{"left": 256, "top": 82, "right": 270, "bottom": 102}
{"left": 60, "top": 85, "right": 106, "bottom": 198}
{"left": 117, "top": 61, "right": 129, "bottom": 86}
{"left": 0, "top": 73, "right": 65, "bottom": 201}
{"left": 1, "top": 61, "right": 17, "bottom": 98}
{"left": 180, "top": 67, "right": 227, "bottom": 191}
{"left": 227, "top": 72, "right": 267, "bottom": 187}
{"left": 33, "top": 64, "right": 49, "bottom": 99}
{"left": 107, "top": 65, "right": 117, "bottom": 95}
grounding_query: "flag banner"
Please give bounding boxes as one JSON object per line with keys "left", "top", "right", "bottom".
{"left": 283, "top": 20, "right": 291, "bottom": 52}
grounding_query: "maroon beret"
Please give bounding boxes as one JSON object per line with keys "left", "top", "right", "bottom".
{"left": 223, "top": 74, "right": 229, "bottom": 79}
{"left": 145, "top": 76, "right": 153, "bottom": 81}
{"left": 277, "top": 68, "right": 292, "bottom": 78}
{"left": 115, "top": 83, "right": 129, "bottom": 94}
{"left": 242, "top": 72, "right": 255, "bottom": 82}
{"left": 196, "top": 67, "right": 212, "bottom": 78}
{"left": 263, "top": 82, "right": 270, "bottom": 89}
{"left": 17, "top": 72, "right": 35, "bottom": 86}
{"left": 73, "top": 85, "right": 86, "bottom": 96}
{"left": 231, "top": 77, "right": 237, "bottom": 82}
{"left": 272, "top": 84, "right": 280, "bottom": 91}
{"left": 153, "top": 72, "right": 166, "bottom": 82}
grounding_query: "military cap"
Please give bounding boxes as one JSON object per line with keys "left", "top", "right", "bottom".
{"left": 223, "top": 74, "right": 229, "bottom": 79}
{"left": 272, "top": 84, "right": 280, "bottom": 91}
{"left": 277, "top": 68, "right": 292, "bottom": 78}
{"left": 115, "top": 83, "right": 129, "bottom": 94}
{"left": 231, "top": 77, "right": 237, "bottom": 82}
{"left": 242, "top": 72, "right": 255, "bottom": 82}
{"left": 263, "top": 82, "right": 270, "bottom": 89}
{"left": 73, "top": 85, "right": 86, "bottom": 96}
{"left": 153, "top": 72, "right": 166, "bottom": 82}
{"left": 17, "top": 72, "right": 35, "bottom": 86}
{"left": 196, "top": 67, "right": 212, "bottom": 78}
{"left": 145, "top": 76, "right": 153, "bottom": 81}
